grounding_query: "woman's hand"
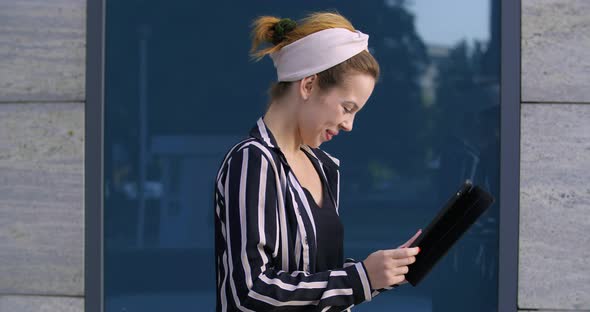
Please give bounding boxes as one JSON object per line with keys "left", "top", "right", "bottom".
{"left": 397, "top": 229, "right": 422, "bottom": 249}
{"left": 362, "top": 230, "right": 422, "bottom": 289}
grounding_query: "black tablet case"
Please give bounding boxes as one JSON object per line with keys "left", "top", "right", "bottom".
{"left": 406, "top": 179, "right": 495, "bottom": 286}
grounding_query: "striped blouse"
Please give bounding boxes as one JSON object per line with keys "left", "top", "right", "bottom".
{"left": 214, "top": 117, "right": 394, "bottom": 311}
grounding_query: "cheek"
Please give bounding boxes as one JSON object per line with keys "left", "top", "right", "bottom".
{"left": 317, "top": 105, "right": 338, "bottom": 128}
{"left": 319, "top": 98, "right": 341, "bottom": 119}
{"left": 305, "top": 103, "right": 328, "bottom": 123}
{"left": 299, "top": 109, "right": 322, "bottom": 134}
{"left": 328, "top": 102, "right": 344, "bottom": 123}
{"left": 300, "top": 112, "right": 326, "bottom": 140}
{"left": 301, "top": 98, "right": 338, "bottom": 132}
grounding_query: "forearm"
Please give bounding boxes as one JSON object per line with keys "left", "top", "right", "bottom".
{"left": 224, "top": 262, "right": 372, "bottom": 311}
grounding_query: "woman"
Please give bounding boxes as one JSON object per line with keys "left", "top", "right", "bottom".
{"left": 214, "top": 12, "right": 421, "bottom": 311}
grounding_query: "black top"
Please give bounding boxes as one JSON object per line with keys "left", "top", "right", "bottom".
{"left": 302, "top": 152, "right": 344, "bottom": 272}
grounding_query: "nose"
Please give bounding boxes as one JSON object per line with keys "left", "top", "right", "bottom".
{"left": 339, "top": 116, "right": 354, "bottom": 132}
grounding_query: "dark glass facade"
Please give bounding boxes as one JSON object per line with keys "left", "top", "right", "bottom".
{"left": 104, "top": 1, "right": 500, "bottom": 310}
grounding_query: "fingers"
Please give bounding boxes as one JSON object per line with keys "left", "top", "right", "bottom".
{"left": 385, "top": 275, "right": 406, "bottom": 287}
{"left": 398, "top": 229, "right": 422, "bottom": 248}
{"left": 392, "top": 265, "right": 409, "bottom": 275}
{"left": 364, "top": 248, "right": 418, "bottom": 289}
{"left": 384, "top": 247, "right": 420, "bottom": 259}
{"left": 391, "top": 256, "right": 416, "bottom": 267}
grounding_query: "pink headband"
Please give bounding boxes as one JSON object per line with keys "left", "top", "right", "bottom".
{"left": 269, "top": 28, "right": 369, "bottom": 82}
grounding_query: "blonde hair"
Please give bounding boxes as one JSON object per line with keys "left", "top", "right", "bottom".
{"left": 250, "top": 12, "right": 380, "bottom": 102}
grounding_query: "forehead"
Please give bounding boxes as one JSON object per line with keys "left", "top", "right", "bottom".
{"left": 328, "top": 74, "right": 375, "bottom": 100}
{"left": 335, "top": 72, "right": 374, "bottom": 87}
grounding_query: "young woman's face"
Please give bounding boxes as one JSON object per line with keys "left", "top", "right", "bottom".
{"left": 298, "top": 73, "right": 375, "bottom": 148}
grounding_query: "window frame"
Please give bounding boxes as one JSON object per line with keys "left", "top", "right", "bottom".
{"left": 85, "top": 1, "right": 521, "bottom": 311}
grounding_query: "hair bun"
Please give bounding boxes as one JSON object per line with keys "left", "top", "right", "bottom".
{"left": 272, "top": 18, "right": 297, "bottom": 45}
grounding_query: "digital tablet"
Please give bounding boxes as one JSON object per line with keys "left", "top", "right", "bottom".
{"left": 406, "top": 179, "right": 495, "bottom": 286}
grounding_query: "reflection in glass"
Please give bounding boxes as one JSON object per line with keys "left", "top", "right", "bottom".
{"left": 105, "top": 1, "right": 500, "bottom": 311}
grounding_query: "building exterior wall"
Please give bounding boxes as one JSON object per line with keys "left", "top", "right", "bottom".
{"left": 519, "top": 0, "right": 590, "bottom": 311}
{"left": 0, "top": 0, "right": 587, "bottom": 311}
{"left": 0, "top": 0, "right": 85, "bottom": 310}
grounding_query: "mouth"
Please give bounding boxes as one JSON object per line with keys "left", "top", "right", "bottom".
{"left": 325, "top": 129, "right": 338, "bottom": 141}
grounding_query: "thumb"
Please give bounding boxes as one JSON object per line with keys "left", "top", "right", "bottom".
{"left": 398, "top": 229, "right": 422, "bottom": 249}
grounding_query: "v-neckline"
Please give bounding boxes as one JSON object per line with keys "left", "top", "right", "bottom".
{"left": 302, "top": 184, "right": 324, "bottom": 209}
{"left": 298, "top": 148, "right": 325, "bottom": 209}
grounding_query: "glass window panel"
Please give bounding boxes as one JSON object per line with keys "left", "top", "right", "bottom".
{"left": 104, "top": 1, "right": 500, "bottom": 311}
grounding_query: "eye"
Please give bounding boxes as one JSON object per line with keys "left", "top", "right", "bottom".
{"left": 342, "top": 106, "right": 352, "bottom": 114}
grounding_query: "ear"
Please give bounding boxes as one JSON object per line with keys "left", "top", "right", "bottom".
{"left": 298, "top": 74, "right": 317, "bottom": 101}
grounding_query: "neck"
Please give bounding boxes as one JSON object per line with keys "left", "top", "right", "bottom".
{"left": 263, "top": 99, "right": 304, "bottom": 158}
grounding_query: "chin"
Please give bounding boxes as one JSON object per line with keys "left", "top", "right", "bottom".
{"left": 311, "top": 140, "right": 323, "bottom": 149}
{"left": 303, "top": 134, "right": 323, "bottom": 149}
{"left": 305, "top": 140, "right": 321, "bottom": 149}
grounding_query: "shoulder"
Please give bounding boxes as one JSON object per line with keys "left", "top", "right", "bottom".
{"left": 234, "top": 139, "right": 279, "bottom": 162}
{"left": 220, "top": 137, "right": 280, "bottom": 170}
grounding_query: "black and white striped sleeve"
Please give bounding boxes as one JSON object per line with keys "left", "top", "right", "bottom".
{"left": 218, "top": 147, "right": 373, "bottom": 311}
